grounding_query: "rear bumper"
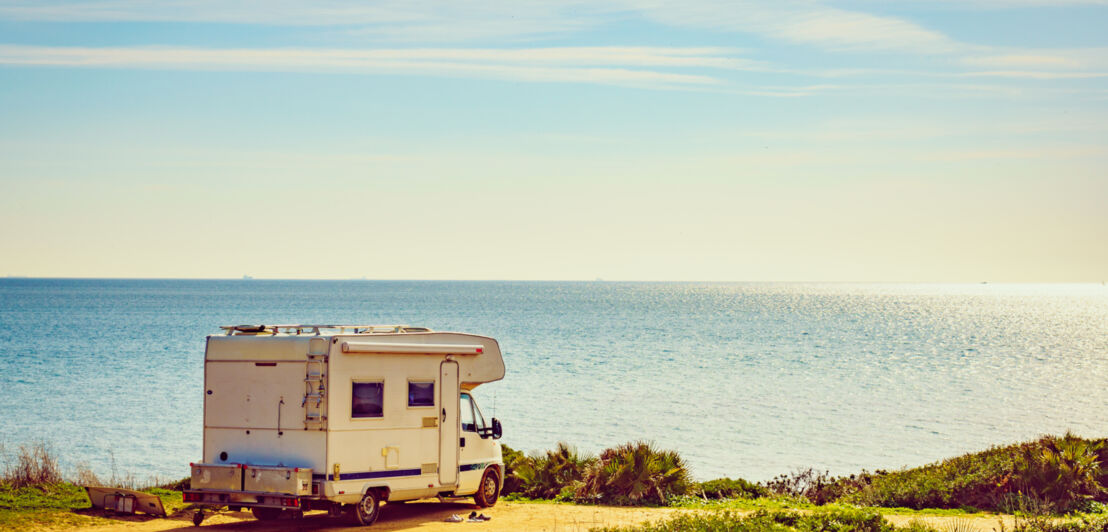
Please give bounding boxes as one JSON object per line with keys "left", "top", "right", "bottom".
{"left": 183, "top": 489, "right": 307, "bottom": 509}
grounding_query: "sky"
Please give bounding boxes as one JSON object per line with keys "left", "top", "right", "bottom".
{"left": 0, "top": 1, "right": 1105, "bottom": 282}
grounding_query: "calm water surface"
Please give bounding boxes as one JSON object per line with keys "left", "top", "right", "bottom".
{"left": 0, "top": 279, "right": 1105, "bottom": 482}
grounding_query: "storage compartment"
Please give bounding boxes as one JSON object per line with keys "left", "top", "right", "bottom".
{"left": 244, "top": 465, "right": 312, "bottom": 496}
{"left": 191, "top": 463, "right": 242, "bottom": 491}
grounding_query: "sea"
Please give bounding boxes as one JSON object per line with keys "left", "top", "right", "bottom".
{"left": 0, "top": 279, "right": 1105, "bottom": 483}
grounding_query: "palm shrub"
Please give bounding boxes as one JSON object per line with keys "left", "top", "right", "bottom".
{"left": 577, "top": 441, "right": 691, "bottom": 505}
{"left": 508, "top": 442, "right": 593, "bottom": 499}
{"left": 1013, "top": 434, "right": 1105, "bottom": 512}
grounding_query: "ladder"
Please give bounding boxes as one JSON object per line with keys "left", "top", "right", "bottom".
{"left": 303, "top": 339, "right": 328, "bottom": 430}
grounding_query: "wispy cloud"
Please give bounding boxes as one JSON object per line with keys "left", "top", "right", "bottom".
{"left": 0, "top": 0, "right": 602, "bottom": 42}
{"left": 2, "top": 1, "right": 1106, "bottom": 91}
{"left": 0, "top": 0, "right": 959, "bottom": 52}
{"left": 0, "top": 44, "right": 754, "bottom": 89}
{"left": 624, "top": 0, "right": 958, "bottom": 53}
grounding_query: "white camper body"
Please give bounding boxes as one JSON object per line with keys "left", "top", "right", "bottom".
{"left": 184, "top": 325, "right": 505, "bottom": 525}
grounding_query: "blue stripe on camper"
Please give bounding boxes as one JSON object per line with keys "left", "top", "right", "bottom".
{"left": 313, "top": 468, "right": 422, "bottom": 481}
{"left": 312, "top": 463, "right": 490, "bottom": 481}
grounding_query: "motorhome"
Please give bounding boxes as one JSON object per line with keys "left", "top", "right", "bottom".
{"left": 183, "top": 325, "right": 505, "bottom": 526}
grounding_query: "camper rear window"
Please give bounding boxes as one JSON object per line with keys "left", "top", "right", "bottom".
{"left": 408, "top": 381, "right": 434, "bottom": 407}
{"left": 351, "top": 382, "right": 383, "bottom": 418}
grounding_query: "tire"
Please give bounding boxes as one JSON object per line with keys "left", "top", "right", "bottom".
{"left": 353, "top": 490, "right": 381, "bottom": 526}
{"left": 251, "top": 507, "right": 282, "bottom": 521}
{"left": 473, "top": 468, "right": 500, "bottom": 508}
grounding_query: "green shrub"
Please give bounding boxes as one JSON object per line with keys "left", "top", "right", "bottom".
{"left": 591, "top": 508, "right": 925, "bottom": 532}
{"left": 1013, "top": 435, "right": 1105, "bottom": 512}
{"left": 500, "top": 443, "right": 527, "bottom": 495}
{"left": 698, "top": 477, "right": 770, "bottom": 500}
{"left": 577, "top": 441, "right": 691, "bottom": 505}
{"left": 764, "top": 468, "right": 872, "bottom": 505}
{"left": 839, "top": 435, "right": 1106, "bottom": 512}
{"left": 508, "top": 442, "right": 593, "bottom": 499}
{"left": 151, "top": 477, "right": 190, "bottom": 491}
{"left": 1010, "top": 513, "right": 1108, "bottom": 532}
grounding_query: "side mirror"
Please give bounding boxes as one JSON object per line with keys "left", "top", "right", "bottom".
{"left": 491, "top": 418, "right": 503, "bottom": 440}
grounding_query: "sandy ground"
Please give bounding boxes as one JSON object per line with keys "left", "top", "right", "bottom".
{"left": 55, "top": 501, "right": 1018, "bottom": 532}
{"left": 58, "top": 500, "right": 688, "bottom": 532}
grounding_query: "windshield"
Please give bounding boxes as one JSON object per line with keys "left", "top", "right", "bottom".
{"left": 461, "top": 393, "right": 488, "bottom": 433}
{"left": 472, "top": 396, "right": 487, "bottom": 432}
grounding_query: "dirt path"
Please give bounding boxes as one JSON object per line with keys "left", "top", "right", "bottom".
{"left": 58, "top": 500, "right": 688, "bottom": 532}
{"left": 55, "top": 501, "right": 1018, "bottom": 532}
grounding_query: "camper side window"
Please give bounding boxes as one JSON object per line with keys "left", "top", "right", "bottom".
{"left": 408, "top": 381, "right": 434, "bottom": 407}
{"left": 460, "top": 393, "right": 476, "bottom": 432}
{"left": 351, "top": 381, "right": 384, "bottom": 418}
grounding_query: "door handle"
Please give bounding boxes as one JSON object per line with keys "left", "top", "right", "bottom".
{"left": 441, "top": 408, "right": 446, "bottom": 422}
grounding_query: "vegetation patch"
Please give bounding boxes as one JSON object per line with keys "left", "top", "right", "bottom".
{"left": 827, "top": 435, "right": 1107, "bottom": 513}
{"left": 590, "top": 507, "right": 930, "bottom": 532}
{"left": 506, "top": 434, "right": 1106, "bottom": 514}
{"left": 503, "top": 441, "right": 692, "bottom": 506}
{"left": 0, "top": 442, "right": 193, "bottom": 530}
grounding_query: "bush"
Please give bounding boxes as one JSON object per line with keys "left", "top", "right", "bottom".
{"left": 591, "top": 508, "right": 922, "bottom": 532}
{"left": 151, "top": 477, "right": 190, "bottom": 491}
{"left": 577, "top": 441, "right": 691, "bottom": 505}
{"left": 1, "top": 442, "right": 62, "bottom": 488}
{"left": 1013, "top": 435, "right": 1105, "bottom": 512}
{"left": 500, "top": 444, "right": 526, "bottom": 495}
{"left": 697, "top": 477, "right": 770, "bottom": 500}
{"left": 837, "top": 434, "right": 1106, "bottom": 512}
{"left": 508, "top": 442, "right": 593, "bottom": 499}
{"left": 1010, "top": 513, "right": 1108, "bottom": 532}
{"left": 764, "top": 468, "right": 872, "bottom": 505}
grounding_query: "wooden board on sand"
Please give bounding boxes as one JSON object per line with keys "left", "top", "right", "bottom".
{"left": 84, "top": 486, "right": 166, "bottom": 517}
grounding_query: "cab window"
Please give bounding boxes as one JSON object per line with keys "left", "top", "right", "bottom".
{"left": 461, "top": 393, "right": 476, "bottom": 432}
{"left": 472, "top": 397, "right": 488, "bottom": 432}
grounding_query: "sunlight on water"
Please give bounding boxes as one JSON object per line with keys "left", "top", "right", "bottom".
{"left": 1, "top": 280, "right": 1105, "bottom": 482}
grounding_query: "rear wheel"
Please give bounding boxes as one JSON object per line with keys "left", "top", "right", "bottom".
{"left": 353, "top": 490, "right": 381, "bottom": 526}
{"left": 474, "top": 468, "right": 500, "bottom": 508}
{"left": 251, "top": 507, "right": 282, "bottom": 521}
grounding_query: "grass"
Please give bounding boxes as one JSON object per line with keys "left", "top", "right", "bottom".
{"left": 0, "top": 442, "right": 194, "bottom": 531}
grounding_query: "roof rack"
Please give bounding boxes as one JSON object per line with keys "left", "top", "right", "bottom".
{"left": 220, "top": 324, "right": 432, "bottom": 336}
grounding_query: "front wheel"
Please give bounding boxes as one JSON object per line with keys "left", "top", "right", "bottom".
{"left": 474, "top": 468, "right": 500, "bottom": 508}
{"left": 353, "top": 490, "right": 381, "bottom": 526}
